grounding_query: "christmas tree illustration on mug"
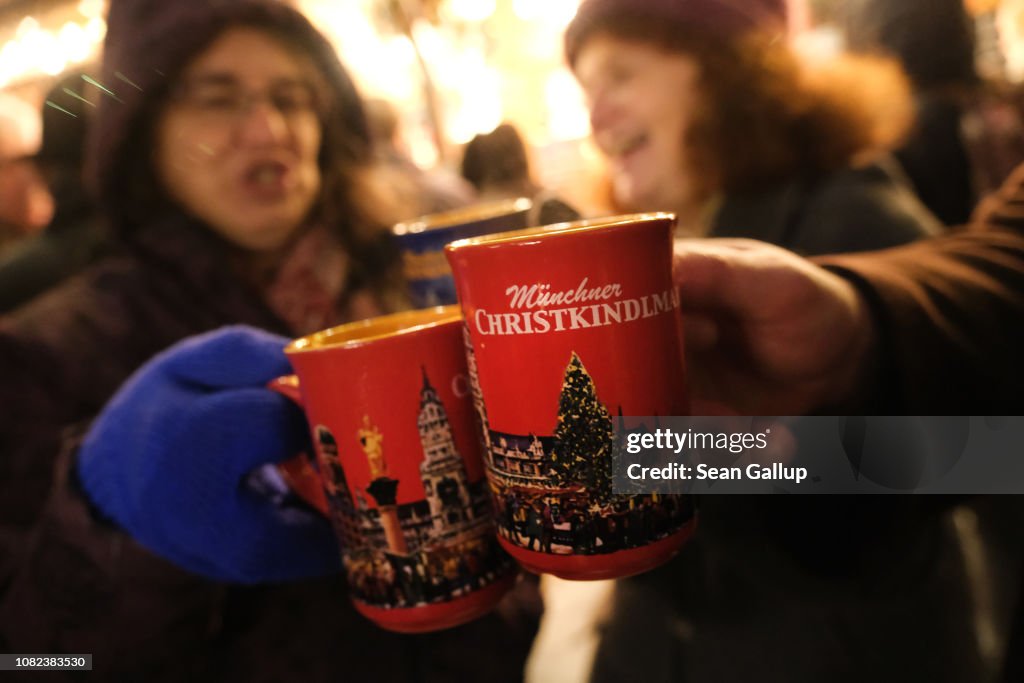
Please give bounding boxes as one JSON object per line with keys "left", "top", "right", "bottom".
{"left": 476, "top": 349, "right": 693, "bottom": 556}
{"left": 551, "top": 352, "right": 615, "bottom": 506}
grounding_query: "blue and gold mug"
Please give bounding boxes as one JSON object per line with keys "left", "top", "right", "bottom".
{"left": 393, "top": 198, "right": 533, "bottom": 308}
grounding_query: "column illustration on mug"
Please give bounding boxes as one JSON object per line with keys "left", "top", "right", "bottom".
{"left": 313, "top": 371, "right": 512, "bottom": 610}
{"left": 464, "top": 325, "right": 695, "bottom": 556}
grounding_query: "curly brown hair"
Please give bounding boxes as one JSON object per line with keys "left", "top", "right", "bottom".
{"left": 571, "top": 17, "right": 914, "bottom": 198}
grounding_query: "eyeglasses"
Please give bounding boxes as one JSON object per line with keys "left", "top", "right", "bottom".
{"left": 169, "top": 77, "right": 321, "bottom": 126}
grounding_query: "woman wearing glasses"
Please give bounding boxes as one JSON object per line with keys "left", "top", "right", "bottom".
{"left": 0, "top": 2, "right": 535, "bottom": 680}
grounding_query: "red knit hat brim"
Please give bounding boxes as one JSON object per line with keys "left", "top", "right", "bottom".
{"left": 565, "top": 0, "right": 790, "bottom": 66}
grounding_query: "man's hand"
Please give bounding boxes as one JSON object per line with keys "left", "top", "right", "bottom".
{"left": 674, "top": 239, "right": 876, "bottom": 415}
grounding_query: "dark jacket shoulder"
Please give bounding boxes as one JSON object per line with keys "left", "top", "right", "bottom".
{"left": 0, "top": 222, "right": 286, "bottom": 532}
{"left": 713, "top": 158, "right": 942, "bottom": 256}
{"left": 818, "top": 163, "right": 1024, "bottom": 413}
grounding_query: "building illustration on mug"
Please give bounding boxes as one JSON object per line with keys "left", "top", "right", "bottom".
{"left": 463, "top": 325, "right": 694, "bottom": 556}
{"left": 313, "top": 369, "right": 512, "bottom": 610}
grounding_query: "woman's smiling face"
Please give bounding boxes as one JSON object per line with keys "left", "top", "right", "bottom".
{"left": 574, "top": 33, "right": 705, "bottom": 214}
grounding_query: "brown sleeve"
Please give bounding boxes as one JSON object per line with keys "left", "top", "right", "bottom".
{"left": 815, "top": 165, "right": 1024, "bottom": 413}
{"left": 0, "top": 437, "right": 225, "bottom": 680}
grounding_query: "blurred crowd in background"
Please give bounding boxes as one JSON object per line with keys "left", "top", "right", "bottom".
{"left": 3, "top": 0, "right": 1024, "bottom": 682}
{"left": 3, "top": 0, "right": 1024, "bottom": 254}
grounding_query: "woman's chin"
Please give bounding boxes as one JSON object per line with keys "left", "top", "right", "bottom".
{"left": 213, "top": 219, "right": 304, "bottom": 253}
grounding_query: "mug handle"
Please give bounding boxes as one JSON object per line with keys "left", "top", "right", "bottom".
{"left": 267, "top": 375, "right": 330, "bottom": 517}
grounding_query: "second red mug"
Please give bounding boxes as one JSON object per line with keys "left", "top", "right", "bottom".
{"left": 275, "top": 306, "right": 516, "bottom": 632}
{"left": 445, "top": 213, "right": 697, "bottom": 580}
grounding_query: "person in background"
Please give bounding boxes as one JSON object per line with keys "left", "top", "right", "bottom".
{"left": 670, "top": 166, "right": 1024, "bottom": 683}
{"left": 0, "top": 1, "right": 536, "bottom": 680}
{"left": 17, "top": 162, "right": 1024, "bottom": 682}
{"left": 0, "top": 92, "right": 53, "bottom": 253}
{"left": 461, "top": 122, "right": 540, "bottom": 201}
{"left": 580, "top": 181, "right": 1024, "bottom": 683}
{"left": 564, "top": 1, "right": 977, "bottom": 680}
{"left": 364, "top": 95, "right": 476, "bottom": 217}
{"left": 566, "top": 0, "right": 941, "bottom": 255}
{"left": 460, "top": 122, "right": 579, "bottom": 225}
{"left": 0, "top": 72, "right": 109, "bottom": 313}
{"left": 682, "top": 162, "right": 1021, "bottom": 416}
{"left": 843, "top": 0, "right": 1024, "bottom": 227}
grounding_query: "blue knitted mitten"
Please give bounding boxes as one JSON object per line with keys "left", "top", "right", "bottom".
{"left": 77, "top": 325, "right": 340, "bottom": 584}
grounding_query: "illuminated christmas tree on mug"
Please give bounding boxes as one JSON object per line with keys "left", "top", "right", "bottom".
{"left": 468, "top": 342, "right": 693, "bottom": 563}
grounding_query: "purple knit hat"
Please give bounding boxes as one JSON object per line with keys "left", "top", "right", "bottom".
{"left": 88, "top": 0, "right": 370, "bottom": 227}
{"left": 565, "top": 0, "right": 790, "bottom": 65}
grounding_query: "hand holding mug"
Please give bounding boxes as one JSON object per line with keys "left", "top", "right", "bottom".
{"left": 446, "top": 213, "right": 697, "bottom": 580}
{"left": 76, "top": 326, "right": 341, "bottom": 584}
{"left": 673, "top": 238, "right": 876, "bottom": 415}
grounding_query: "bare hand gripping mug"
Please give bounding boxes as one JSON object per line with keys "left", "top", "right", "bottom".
{"left": 445, "top": 213, "right": 696, "bottom": 580}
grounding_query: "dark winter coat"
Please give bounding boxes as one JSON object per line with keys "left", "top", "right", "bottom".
{"left": 589, "top": 166, "right": 1024, "bottom": 683}
{"left": 0, "top": 172, "right": 110, "bottom": 313}
{"left": 0, "top": 216, "right": 539, "bottom": 682}
{"left": 710, "top": 158, "right": 943, "bottom": 254}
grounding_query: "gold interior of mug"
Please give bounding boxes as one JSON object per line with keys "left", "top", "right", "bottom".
{"left": 286, "top": 305, "right": 462, "bottom": 354}
{"left": 445, "top": 212, "right": 676, "bottom": 251}
{"left": 392, "top": 197, "right": 532, "bottom": 236}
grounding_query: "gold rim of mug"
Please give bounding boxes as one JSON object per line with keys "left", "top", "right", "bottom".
{"left": 444, "top": 212, "right": 677, "bottom": 251}
{"left": 392, "top": 197, "right": 533, "bottom": 236}
{"left": 286, "top": 305, "right": 462, "bottom": 354}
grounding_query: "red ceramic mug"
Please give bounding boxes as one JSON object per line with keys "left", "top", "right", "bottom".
{"left": 445, "top": 213, "right": 697, "bottom": 580}
{"left": 272, "top": 306, "right": 516, "bottom": 632}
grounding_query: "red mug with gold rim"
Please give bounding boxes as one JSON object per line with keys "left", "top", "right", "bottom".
{"left": 445, "top": 213, "right": 696, "bottom": 580}
{"left": 273, "top": 306, "right": 516, "bottom": 632}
